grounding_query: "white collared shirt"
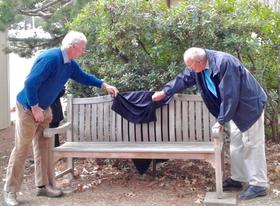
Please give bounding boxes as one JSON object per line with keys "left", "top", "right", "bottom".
{"left": 60, "top": 47, "right": 70, "bottom": 64}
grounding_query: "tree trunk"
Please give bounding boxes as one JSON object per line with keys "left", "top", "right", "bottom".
{"left": 271, "top": 117, "right": 279, "bottom": 143}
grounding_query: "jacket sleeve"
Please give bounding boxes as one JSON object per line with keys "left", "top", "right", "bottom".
{"left": 217, "top": 58, "right": 241, "bottom": 125}
{"left": 163, "top": 68, "right": 196, "bottom": 98}
{"left": 70, "top": 60, "right": 104, "bottom": 88}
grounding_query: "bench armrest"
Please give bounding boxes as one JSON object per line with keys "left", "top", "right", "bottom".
{"left": 211, "top": 127, "right": 224, "bottom": 151}
{"left": 43, "top": 122, "right": 71, "bottom": 138}
{"left": 211, "top": 127, "right": 224, "bottom": 139}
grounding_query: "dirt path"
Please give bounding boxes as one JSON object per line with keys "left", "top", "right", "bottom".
{"left": 1, "top": 125, "right": 280, "bottom": 206}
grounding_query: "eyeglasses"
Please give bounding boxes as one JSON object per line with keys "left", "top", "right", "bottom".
{"left": 186, "top": 61, "right": 197, "bottom": 70}
{"left": 73, "top": 43, "right": 86, "bottom": 52}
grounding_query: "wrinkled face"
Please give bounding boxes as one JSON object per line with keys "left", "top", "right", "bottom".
{"left": 71, "top": 41, "right": 87, "bottom": 59}
{"left": 184, "top": 58, "right": 205, "bottom": 73}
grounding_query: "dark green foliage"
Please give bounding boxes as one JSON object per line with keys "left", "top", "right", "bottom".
{"left": 0, "top": 0, "right": 19, "bottom": 30}
{"left": 67, "top": 0, "right": 279, "bottom": 141}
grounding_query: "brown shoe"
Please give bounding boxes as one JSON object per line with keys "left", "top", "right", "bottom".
{"left": 36, "top": 185, "right": 63, "bottom": 198}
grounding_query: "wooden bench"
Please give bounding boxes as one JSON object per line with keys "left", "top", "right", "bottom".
{"left": 44, "top": 94, "right": 224, "bottom": 198}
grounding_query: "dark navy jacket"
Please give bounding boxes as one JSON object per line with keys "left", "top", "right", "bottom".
{"left": 163, "top": 49, "right": 267, "bottom": 132}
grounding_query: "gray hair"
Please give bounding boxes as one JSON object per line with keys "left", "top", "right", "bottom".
{"left": 61, "top": 30, "right": 87, "bottom": 48}
{"left": 183, "top": 47, "right": 206, "bottom": 62}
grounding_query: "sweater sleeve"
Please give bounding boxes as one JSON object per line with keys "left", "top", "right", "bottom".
{"left": 70, "top": 60, "right": 104, "bottom": 88}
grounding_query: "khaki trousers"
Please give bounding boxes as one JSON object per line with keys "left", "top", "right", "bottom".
{"left": 229, "top": 112, "right": 268, "bottom": 187}
{"left": 4, "top": 102, "right": 52, "bottom": 192}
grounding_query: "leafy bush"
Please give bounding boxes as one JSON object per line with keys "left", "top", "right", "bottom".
{"left": 67, "top": 0, "right": 279, "bottom": 141}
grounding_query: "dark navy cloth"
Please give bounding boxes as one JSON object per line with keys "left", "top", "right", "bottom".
{"left": 50, "top": 88, "right": 65, "bottom": 124}
{"left": 50, "top": 88, "right": 65, "bottom": 147}
{"left": 132, "top": 159, "right": 152, "bottom": 175}
{"left": 111, "top": 91, "right": 171, "bottom": 124}
{"left": 132, "top": 159, "right": 168, "bottom": 175}
{"left": 111, "top": 91, "right": 172, "bottom": 174}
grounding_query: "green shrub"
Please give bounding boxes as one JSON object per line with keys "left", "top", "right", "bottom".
{"left": 67, "top": 0, "right": 280, "bottom": 141}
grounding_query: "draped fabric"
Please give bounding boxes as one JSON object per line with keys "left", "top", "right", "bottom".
{"left": 111, "top": 91, "right": 171, "bottom": 174}
{"left": 111, "top": 91, "right": 171, "bottom": 124}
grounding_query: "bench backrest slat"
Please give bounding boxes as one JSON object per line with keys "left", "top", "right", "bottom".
{"left": 129, "top": 122, "right": 135, "bottom": 142}
{"left": 116, "top": 114, "right": 122, "bottom": 141}
{"left": 68, "top": 94, "right": 215, "bottom": 143}
{"left": 67, "top": 96, "right": 73, "bottom": 142}
{"left": 148, "top": 121, "right": 155, "bottom": 142}
{"left": 162, "top": 106, "right": 169, "bottom": 142}
{"left": 73, "top": 105, "right": 79, "bottom": 141}
{"left": 168, "top": 100, "right": 175, "bottom": 142}
{"left": 85, "top": 104, "right": 91, "bottom": 141}
{"left": 202, "top": 104, "right": 210, "bottom": 141}
{"left": 174, "top": 99, "right": 181, "bottom": 142}
{"left": 122, "top": 119, "right": 129, "bottom": 142}
{"left": 188, "top": 101, "right": 195, "bottom": 140}
{"left": 91, "top": 104, "right": 97, "bottom": 141}
{"left": 96, "top": 104, "right": 102, "bottom": 141}
{"left": 110, "top": 109, "right": 116, "bottom": 141}
{"left": 103, "top": 102, "right": 110, "bottom": 141}
{"left": 155, "top": 108, "right": 162, "bottom": 142}
{"left": 142, "top": 124, "right": 149, "bottom": 142}
{"left": 135, "top": 124, "right": 141, "bottom": 142}
{"left": 79, "top": 105, "right": 85, "bottom": 141}
{"left": 195, "top": 101, "right": 202, "bottom": 141}
{"left": 182, "top": 101, "right": 189, "bottom": 141}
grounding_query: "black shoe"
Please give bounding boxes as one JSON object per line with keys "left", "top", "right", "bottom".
{"left": 223, "top": 177, "right": 243, "bottom": 191}
{"left": 238, "top": 185, "right": 267, "bottom": 200}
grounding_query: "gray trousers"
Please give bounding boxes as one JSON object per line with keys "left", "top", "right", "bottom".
{"left": 229, "top": 112, "right": 268, "bottom": 187}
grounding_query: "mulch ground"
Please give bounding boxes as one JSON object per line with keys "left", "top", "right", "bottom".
{"left": 1, "top": 125, "right": 280, "bottom": 205}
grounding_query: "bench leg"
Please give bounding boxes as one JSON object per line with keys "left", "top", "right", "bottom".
{"left": 152, "top": 159, "right": 156, "bottom": 178}
{"left": 52, "top": 156, "right": 74, "bottom": 179}
{"left": 48, "top": 136, "right": 56, "bottom": 187}
{"left": 214, "top": 154, "right": 223, "bottom": 198}
{"left": 67, "top": 157, "right": 74, "bottom": 179}
{"left": 221, "top": 146, "right": 225, "bottom": 181}
{"left": 214, "top": 139, "right": 223, "bottom": 199}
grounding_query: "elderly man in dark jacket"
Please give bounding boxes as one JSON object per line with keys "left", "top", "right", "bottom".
{"left": 152, "top": 47, "right": 268, "bottom": 200}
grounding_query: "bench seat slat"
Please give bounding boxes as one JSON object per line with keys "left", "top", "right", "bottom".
{"left": 54, "top": 142, "right": 217, "bottom": 153}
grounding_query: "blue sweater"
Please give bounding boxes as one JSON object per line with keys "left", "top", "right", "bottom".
{"left": 17, "top": 48, "right": 104, "bottom": 110}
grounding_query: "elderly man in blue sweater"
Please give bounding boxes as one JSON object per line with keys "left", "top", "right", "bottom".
{"left": 152, "top": 47, "right": 268, "bottom": 200}
{"left": 4, "top": 31, "right": 118, "bottom": 206}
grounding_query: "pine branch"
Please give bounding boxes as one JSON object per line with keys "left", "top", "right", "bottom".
{"left": 18, "top": 0, "right": 72, "bottom": 18}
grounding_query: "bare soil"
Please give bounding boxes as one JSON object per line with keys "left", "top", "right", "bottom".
{"left": 1, "top": 125, "right": 280, "bottom": 206}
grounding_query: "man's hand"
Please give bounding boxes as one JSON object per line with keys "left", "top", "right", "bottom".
{"left": 102, "top": 83, "right": 119, "bottom": 97}
{"left": 211, "top": 122, "right": 224, "bottom": 140}
{"left": 152, "top": 91, "right": 166, "bottom": 102}
{"left": 31, "top": 105, "right": 45, "bottom": 123}
{"left": 212, "top": 122, "right": 224, "bottom": 132}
